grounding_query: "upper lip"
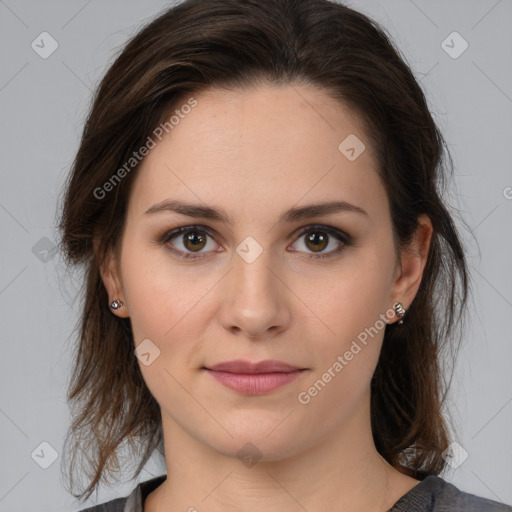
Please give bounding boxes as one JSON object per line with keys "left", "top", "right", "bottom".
{"left": 204, "top": 359, "right": 304, "bottom": 374}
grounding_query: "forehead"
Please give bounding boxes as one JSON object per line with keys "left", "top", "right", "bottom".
{"left": 128, "top": 83, "right": 386, "bottom": 223}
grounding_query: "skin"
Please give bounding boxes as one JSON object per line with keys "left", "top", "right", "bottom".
{"left": 99, "top": 83, "right": 433, "bottom": 511}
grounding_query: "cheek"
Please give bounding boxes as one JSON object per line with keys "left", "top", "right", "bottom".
{"left": 299, "top": 257, "right": 392, "bottom": 340}
{"left": 296, "top": 248, "right": 394, "bottom": 389}
{"left": 120, "top": 243, "right": 215, "bottom": 398}
{"left": 294, "top": 265, "right": 391, "bottom": 427}
{"left": 120, "top": 241, "right": 204, "bottom": 338}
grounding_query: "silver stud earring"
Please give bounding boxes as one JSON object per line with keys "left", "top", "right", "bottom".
{"left": 394, "top": 302, "right": 406, "bottom": 325}
{"left": 110, "top": 299, "right": 124, "bottom": 310}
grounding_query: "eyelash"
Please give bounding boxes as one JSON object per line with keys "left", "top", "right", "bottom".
{"left": 156, "top": 224, "right": 352, "bottom": 261}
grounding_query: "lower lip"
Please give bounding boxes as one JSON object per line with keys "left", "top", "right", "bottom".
{"left": 204, "top": 369, "right": 306, "bottom": 395}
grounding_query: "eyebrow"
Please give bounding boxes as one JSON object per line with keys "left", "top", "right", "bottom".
{"left": 144, "top": 199, "right": 369, "bottom": 224}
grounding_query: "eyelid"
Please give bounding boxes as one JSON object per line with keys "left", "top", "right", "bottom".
{"left": 158, "top": 223, "right": 350, "bottom": 242}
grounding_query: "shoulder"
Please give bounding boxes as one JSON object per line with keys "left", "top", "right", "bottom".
{"left": 77, "top": 496, "right": 128, "bottom": 512}
{"left": 430, "top": 475, "right": 512, "bottom": 511}
{"left": 76, "top": 474, "right": 166, "bottom": 512}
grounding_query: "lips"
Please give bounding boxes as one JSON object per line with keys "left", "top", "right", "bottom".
{"left": 202, "top": 359, "right": 307, "bottom": 395}
{"left": 204, "top": 359, "right": 303, "bottom": 374}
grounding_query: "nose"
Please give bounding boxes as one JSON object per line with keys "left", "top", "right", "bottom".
{"left": 217, "top": 241, "right": 291, "bottom": 339}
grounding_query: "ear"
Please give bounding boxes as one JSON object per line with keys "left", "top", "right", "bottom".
{"left": 94, "top": 237, "right": 130, "bottom": 318}
{"left": 389, "top": 214, "right": 433, "bottom": 324}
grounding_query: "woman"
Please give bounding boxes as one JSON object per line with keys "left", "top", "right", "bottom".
{"left": 58, "top": 0, "right": 511, "bottom": 511}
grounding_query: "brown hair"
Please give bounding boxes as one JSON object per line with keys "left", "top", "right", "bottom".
{"left": 57, "top": 0, "right": 470, "bottom": 501}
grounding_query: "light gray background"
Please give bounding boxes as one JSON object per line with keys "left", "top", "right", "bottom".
{"left": 0, "top": 0, "right": 511, "bottom": 511}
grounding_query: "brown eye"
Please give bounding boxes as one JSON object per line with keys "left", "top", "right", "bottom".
{"left": 160, "top": 226, "right": 219, "bottom": 259}
{"left": 304, "top": 231, "right": 329, "bottom": 252}
{"left": 290, "top": 225, "right": 350, "bottom": 260}
{"left": 182, "top": 231, "right": 207, "bottom": 252}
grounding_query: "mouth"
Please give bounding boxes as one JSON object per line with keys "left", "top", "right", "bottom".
{"left": 203, "top": 359, "right": 305, "bottom": 374}
{"left": 202, "top": 359, "right": 308, "bottom": 395}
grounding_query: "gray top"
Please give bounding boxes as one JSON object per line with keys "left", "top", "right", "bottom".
{"left": 78, "top": 473, "right": 512, "bottom": 512}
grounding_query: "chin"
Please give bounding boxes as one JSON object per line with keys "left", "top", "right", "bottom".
{"left": 204, "top": 420, "right": 304, "bottom": 460}
{"left": 211, "top": 435, "right": 302, "bottom": 465}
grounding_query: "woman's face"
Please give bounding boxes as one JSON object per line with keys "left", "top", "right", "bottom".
{"left": 103, "top": 83, "right": 429, "bottom": 461}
